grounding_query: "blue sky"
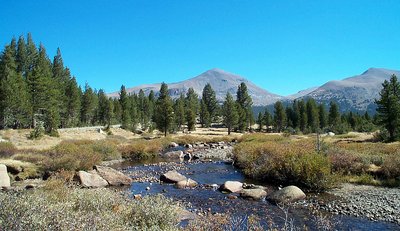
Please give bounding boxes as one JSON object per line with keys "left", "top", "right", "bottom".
{"left": 1, "top": 0, "right": 399, "bottom": 96}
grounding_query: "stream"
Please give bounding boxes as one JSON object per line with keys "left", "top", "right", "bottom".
{"left": 112, "top": 146, "right": 400, "bottom": 231}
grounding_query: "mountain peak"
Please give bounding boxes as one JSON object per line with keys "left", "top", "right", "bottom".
{"left": 362, "top": 67, "right": 396, "bottom": 76}
{"left": 203, "top": 68, "right": 231, "bottom": 76}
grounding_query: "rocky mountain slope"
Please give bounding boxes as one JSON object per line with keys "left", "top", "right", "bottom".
{"left": 301, "top": 68, "right": 400, "bottom": 113}
{"left": 108, "top": 67, "right": 400, "bottom": 113}
{"left": 109, "top": 68, "right": 283, "bottom": 106}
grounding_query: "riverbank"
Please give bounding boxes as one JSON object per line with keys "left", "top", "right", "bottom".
{"left": 300, "top": 183, "right": 400, "bottom": 225}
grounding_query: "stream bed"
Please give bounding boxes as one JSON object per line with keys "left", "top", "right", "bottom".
{"left": 113, "top": 149, "right": 400, "bottom": 230}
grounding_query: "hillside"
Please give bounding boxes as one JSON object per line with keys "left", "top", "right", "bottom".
{"left": 302, "top": 68, "right": 400, "bottom": 113}
{"left": 109, "top": 68, "right": 283, "bottom": 106}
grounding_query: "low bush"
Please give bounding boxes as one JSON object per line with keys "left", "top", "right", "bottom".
{"left": 0, "top": 186, "right": 181, "bottom": 230}
{"left": 91, "top": 140, "right": 121, "bottom": 161}
{"left": 381, "top": 154, "right": 400, "bottom": 179}
{"left": 119, "top": 139, "right": 167, "bottom": 159}
{"left": 233, "top": 138, "right": 335, "bottom": 191}
{"left": 0, "top": 159, "right": 42, "bottom": 180}
{"left": 327, "top": 148, "right": 366, "bottom": 175}
{"left": 0, "top": 142, "right": 17, "bottom": 158}
{"left": 43, "top": 142, "right": 102, "bottom": 171}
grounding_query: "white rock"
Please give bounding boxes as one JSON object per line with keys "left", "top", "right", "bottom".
{"left": 220, "top": 181, "right": 243, "bottom": 193}
{"left": 0, "top": 164, "right": 11, "bottom": 188}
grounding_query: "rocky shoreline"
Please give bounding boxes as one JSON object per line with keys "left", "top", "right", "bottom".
{"left": 298, "top": 183, "right": 400, "bottom": 225}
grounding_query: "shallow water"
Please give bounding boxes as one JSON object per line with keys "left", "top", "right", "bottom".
{"left": 122, "top": 159, "right": 399, "bottom": 230}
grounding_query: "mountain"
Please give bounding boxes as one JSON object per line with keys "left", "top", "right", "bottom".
{"left": 301, "top": 68, "right": 400, "bottom": 113}
{"left": 286, "top": 87, "right": 319, "bottom": 100}
{"left": 109, "top": 68, "right": 283, "bottom": 106}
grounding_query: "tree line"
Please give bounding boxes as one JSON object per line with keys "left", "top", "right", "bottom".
{"left": 1, "top": 34, "right": 397, "bottom": 140}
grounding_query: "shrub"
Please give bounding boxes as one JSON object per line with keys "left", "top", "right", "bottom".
{"left": 44, "top": 142, "right": 102, "bottom": 171}
{"left": 0, "top": 159, "right": 41, "bottom": 180}
{"left": 0, "top": 187, "right": 181, "bottom": 230}
{"left": 233, "top": 138, "right": 335, "bottom": 191}
{"left": 91, "top": 140, "right": 121, "bottom": 161}
{"left": 0, "top": 142, "right": 17, "bottom": 158}
{"left": 381, "top": 154, "right": 400, "bottom": 178}
{"left": 119, "top": 139, "right": 168, "bottom": 159}
{"left": 327, "top": 148, "right": 366, "bottom": 175}
{"left": 28, "top": 121, "right": 45, "bottom": 140}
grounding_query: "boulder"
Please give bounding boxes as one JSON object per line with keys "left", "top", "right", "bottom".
{"left": 185, "top": 144, "right": 193, "bottom": 149}
{"left": 164, "top": 150, "right": 184, "bottom": 159}
{"left": 328, "top": 132, "right": 335, "bottom": 136}
{"left": 160, "top": 170, "right": 187, "bottom": 183}
{"left": 94, "top": 166, "right": 132, "bottom": 186}
{"left": 176, "top": 178, "right": 198, "bottom": 189}
{"left": 240, "top": 188, "right": 267, "bottom": 200}
{"left": 0, "top": 164, "right": 10, "bottom": 188}
{"left": 267, "top": 185, "right": 306, "bottom": 204}
{"left": 219, "top": 181, "right": 243, "bottom": 193}
{"left": 78, "top": 170, "right": 108, "bottom": 188}
{"left": 169, "top": 142, "right": 179, "bottom": 148}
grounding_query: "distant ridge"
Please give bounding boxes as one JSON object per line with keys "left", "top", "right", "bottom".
{"left": 108, "top": 68, "right": 283, "bottom": 106}
{"left": 108, "top": 67, "right": 400, "bottom": 113}
{"left": 301, "top": 68, "right": 400, "bottom": 113}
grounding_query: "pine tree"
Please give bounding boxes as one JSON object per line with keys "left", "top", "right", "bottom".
{"left": 119, "top": 85, "right": 131, "bottom": 129}
{"left": 129, "top": 94, "right": 139, "bottom": 129}
{"left": 236, "top": 83, "right": 253, "bottom": 131}
{"left": 154, "top": 83, "right": 174, "bottom": 136}
{"left": 199, "top": 99, "right": 211, "bottom": 128}
{"left": 0, "top": 43, "right": 31, "bottom": 128}
{"left": 318, "top": 104, "right": 327, "bottom": 130}
{"left": 52, "top": 48, "right": 69, "bottom": 127}
{"left": 298, "top": 100, "right": 308, "bottom": 132}
{"left": 26, "top": 33, "right": 38, "bottom": 75}
{"left": 148, "top": 90, "right": 156, "bottom": 123}
{"left": 185, "top": 88, "right": 199, "bottom": 131}
{"left": 306, "top": 98, "right": 319, "bottom": 132}
{"left": 16, "top": 35, "right": 28, "bottom": 76}
{"left": 257, "top": 112, "right": 263, "bottom": 132}
{"left": 81, "top": 83, "right": 98, "bottom": 125}
{"left": 98, "top": 89, "right": 110, "bottom": 126}
{"left": 65, "top": 76, "right": 81, "bottom": 127}
{"left": 328, "top": 101, "right": 341, "bottom": 130}
{"left": 285, "top": 106, "right": 294, "bottom": 128}
{"left": 375, "top": 75, "right": 400, "bottom": 141}
{"left": 263, "top": 109, "right": 272, "bottom": 132}
{"left": 201, "top": 83, "right": 218, "bottom": 127}
{"left": 273, "top": 101, "right": 286, "bottom": 132}
{"left": 27, "top": 43, "right": 60, "bottom": 133}
{"left": 112, "top": 98, "right": 122, "bottom": 124}
{"left": 222, "top": 93, "right": 238, "bottom": 135}
{"left": 174, "top": 93, "right": 186, "bottom": 131}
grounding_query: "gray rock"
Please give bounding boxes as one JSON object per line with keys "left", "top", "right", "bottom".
{"left": 160, "top": 170, "right": 187, "bottom": 183}
{"left": 220, "top": 181, "right": 243, "bottom": 193}
{"left": 176, "top": 178, "right": 198, "bottom": 189}
{"left": 240, "top": 188, "right": 267, "bottom": 200}
{"left": 0, "top": 164, "right": 10, "bottom": 187}
{"left": 78, "top": 170, "right": 108, "bottom": 188}
{"left": 267, "top": 185, "right": 306, "bottom": 204}
{"left": 169, "top": 142, "right": 179, "bottom": 148}
{"left": 94, "top": 166, "right": 132, "bottom": 186}
{"left": 164, "top": 150, "right": 184, "bottom": 159}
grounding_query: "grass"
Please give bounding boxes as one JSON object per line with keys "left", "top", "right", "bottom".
{"left": 119, "top": 138, "right": 170, "bottom": 159}
{"left": 0, "top": 178, "right": 182, "bottom": 230}
{"left": 233, "top": 133, "right": 400, "bottom": 191}
{"left": 233, "top": 135, "right": 336, "bottom": 192}
{"left": 0, "top": 142, "right": 17, "bottom": 158}
{"left": 0, "top": 159, "right": 41, "bottom": 180}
